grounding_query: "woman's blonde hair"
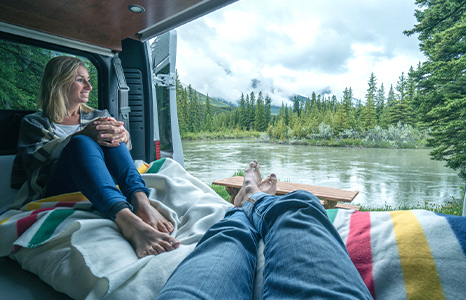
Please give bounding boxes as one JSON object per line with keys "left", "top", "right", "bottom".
{"left": 37, "top": 56, "right": 93, "bottom": 123}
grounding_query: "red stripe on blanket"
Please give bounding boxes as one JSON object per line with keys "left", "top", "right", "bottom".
{"left": 16, "top": 207, "right": 55, "bottom": 237}
{"left": 346, "top": 211, "right": 375, "bottom": 298}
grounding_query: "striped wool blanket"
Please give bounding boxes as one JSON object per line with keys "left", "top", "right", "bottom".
{"left": 329, "top": 209, "right": 466, "bottom": 300}
{"left": 0, "top": 161, "right": 151, "bottom": 255}
{"left": 0, "top": 192, "right": 97, "bottom": 255}
{"left": 0, "top": 158, "right": 233, "bottom": 299}
{"left": 2, "top": 160, "right": 466, "bottom": 300}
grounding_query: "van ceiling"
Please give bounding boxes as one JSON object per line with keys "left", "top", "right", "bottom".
{"left": 0, "top": 0, "right": 236, "bottom": 52}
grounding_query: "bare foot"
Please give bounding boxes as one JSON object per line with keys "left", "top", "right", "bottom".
{"left": 233, "top": 160, "right": 262, "bottom": 207}
{"left": 260, "top": 173, "right": 277, "bottom": 195}
{"left": 132, "top": 192, "right": 174, "bottom": 233}
{"left": 115, "top": 208, "right": 180, "bottom": 258}
{"left": 226, "top": 186, "right": 239, "bottom": 204}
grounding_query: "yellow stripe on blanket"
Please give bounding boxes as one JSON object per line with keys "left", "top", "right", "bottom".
{"left": 390, "top": 211, "right": 445, "bottom": 300}
{"left": 137, "top": 162, "right": 149, "bottom": 174}
{"left": 23, "top": 162, "right": 149, "bottom": 211}
{"left": 0, "top": 216, "right": 11, "bottom": 226}
{"left": 25, "top": 192, "right": 88, "bottom": 211}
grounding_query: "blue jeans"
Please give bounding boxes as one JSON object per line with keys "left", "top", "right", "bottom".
{"left": 45, "top": 135, "right": 149, "bottom": 219}
{"left": 156, "top": 190, "right": 372, "bottom": 299}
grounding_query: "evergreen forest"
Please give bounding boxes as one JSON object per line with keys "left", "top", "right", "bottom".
{"left": 0, "top": 40, "right": 98, "bottom": 110}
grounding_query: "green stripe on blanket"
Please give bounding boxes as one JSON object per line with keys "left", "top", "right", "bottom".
{"left": 28, "top": 209, "right": 75, "bottom": 248}
{"left": 146, "top": 158, "right": 166, "bottom": 174}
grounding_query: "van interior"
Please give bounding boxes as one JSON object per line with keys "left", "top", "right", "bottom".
{"left": 0, "top": 0, "right": 236, "bottom": 298}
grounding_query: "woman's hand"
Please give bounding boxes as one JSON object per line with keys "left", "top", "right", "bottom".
{"left": 78, "top": 117, "right": 129, "bottom": 147}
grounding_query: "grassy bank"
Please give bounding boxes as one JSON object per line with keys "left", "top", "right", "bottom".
{"left": 359, "top": 198, "right": 464, "bottom": 215}
{"left": 182, "top": 123, "right": 429, "bottom": 149}
{"left": 210, "top": 174, "right": 464, "bottom": 215}
{"left": 182, "top": 129, "right": 262, "bottom": 140}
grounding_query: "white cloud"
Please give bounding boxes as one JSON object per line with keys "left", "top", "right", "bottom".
{"left": 174, "top": 0, "right": 426, "bottom": 106}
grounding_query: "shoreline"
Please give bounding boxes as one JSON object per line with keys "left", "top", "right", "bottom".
{"left": 182, "top": 131, "right": 429, "bottom": 150}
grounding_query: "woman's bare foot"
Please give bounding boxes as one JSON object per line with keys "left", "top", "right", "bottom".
{"left": 260, "top": 173, "right": 277, "bottom": 195}
{"left": 115, "top": 208, "right": 180, "bottom": 258}
{"left": 233, "top": 160, "right": 262, "bottom": 207}
{"left": 132, "top": 192, "right": 174, "bottom": 233}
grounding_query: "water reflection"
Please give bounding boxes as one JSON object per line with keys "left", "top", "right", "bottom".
{"left": 182, "top": 139, "right": 463, "bottom": 208}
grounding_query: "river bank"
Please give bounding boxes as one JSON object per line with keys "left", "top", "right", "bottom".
{"left": 209, "top": 183, "right": 463, "bottom": 215}
{"left": 182, "top": 123, "right": 429, "bottom": 149}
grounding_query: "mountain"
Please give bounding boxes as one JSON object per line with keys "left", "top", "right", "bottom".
{"left": 180, "top": 82, "right": 307, "bottom": 115}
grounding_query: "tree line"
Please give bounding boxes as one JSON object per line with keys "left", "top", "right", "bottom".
{"left": 176, "top": 67, "right": 422, "bottom": 141}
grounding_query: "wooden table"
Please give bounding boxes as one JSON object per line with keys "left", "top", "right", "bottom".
{"left": 212, "top": 176, "right": 360, "bottom": 210}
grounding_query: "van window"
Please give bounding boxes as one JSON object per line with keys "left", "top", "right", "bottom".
{"left": 0, "top": 39, "right": 99, "bottom": 155}
{"left": 0, "top": 39, "right": 99, "bottom": 110}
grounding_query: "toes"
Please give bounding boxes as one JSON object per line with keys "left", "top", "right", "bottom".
{"left": 152, "top": 244, "right": 165, "bottom": 254}
{"left": 166, "top": 222, "right": 174, "bottom": 233}
{"left": 138, "top": 247, "right": 157, "bottom": 258}
{"left": 248, "top": 160, "right": 259, "bottom": 170}
{"left": 137, "top": 237, "right": 180, "bottom": 258}
{"left": 159, "top": 222, "right": 174, "bottom": 234}
{"left": 157, "top": 222, "right": 169, "bottom": 233}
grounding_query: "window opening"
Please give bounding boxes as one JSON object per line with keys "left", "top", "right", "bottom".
{"left": 0, "top": 39, "right": 99, "bottom": 110}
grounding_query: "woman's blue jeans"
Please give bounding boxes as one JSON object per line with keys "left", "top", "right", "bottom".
{"left": 156, "top": 190, "right": 372, "bottom": 299}
{"left": 45, "top": 135, "right": 149, "bottom": 219}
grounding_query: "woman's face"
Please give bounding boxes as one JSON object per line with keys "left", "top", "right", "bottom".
{"left": 67, "top": 65, "right": 92, "bottom": 107}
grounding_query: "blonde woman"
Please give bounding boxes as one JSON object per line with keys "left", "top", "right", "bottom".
{"left": 11, "top": 56, "right": 179, "bottom": 258}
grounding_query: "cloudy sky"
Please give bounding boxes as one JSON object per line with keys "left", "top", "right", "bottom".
{"left": 175, "top": 0, "right": 426, "bottom": 106}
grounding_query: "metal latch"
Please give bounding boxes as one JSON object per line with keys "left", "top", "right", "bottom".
{"left": 153, "top": 73, "right": 176, "bottom": 87}
{"left": 120, "top": 106, "right": 131, "bottom": 120}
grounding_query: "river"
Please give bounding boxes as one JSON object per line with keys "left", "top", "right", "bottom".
{"left": 181, "top": 139, "right": 463, "bottom": 208}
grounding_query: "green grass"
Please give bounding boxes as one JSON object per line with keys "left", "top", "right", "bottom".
{"left": 182, "top": 129, "right": 262, "bottom": 140}
{"left": 210, "top": 171, "right": 464, "bottom": 216}
{"left": 360, "top": 199, "right": 464, "bottom": 215}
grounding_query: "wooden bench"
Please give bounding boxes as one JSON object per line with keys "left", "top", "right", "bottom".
{"left": 212, "top": 176, "right": 360, "bottom": 210}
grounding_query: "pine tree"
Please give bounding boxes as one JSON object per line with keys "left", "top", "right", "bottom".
{"left": 187, "top": 86, "right": 202, "bottom": 132}
{"left": 394, "top": 72, "right": 408, "bottom": 124}
{"left": 204, "top": 94, "right": 213, "bottom": 131}
{"left": 304, "top": 97, "right": 311, "bottom": 118}
{"left": 255, "top": 92, "right": 267, "bottom": 131}
{"left": 292, "top": 95, "right": 301, "bottom": 117}
{"left": 405, "top": 0, "right": 466, "bottom": 179}
{"left": 284, "top": 104, "right": 290, "bottom": 126}
{"left": 376, "top": 83, "right": 385, "bottom": 124}
{"left": 334, "top": 104, "right": 348, "bottom": 133}
{"left": 362, "top": 73, "right": 377, "bottom": 129}
{"left": 383, "top": 84, "right": 397, "bottom": 126}
{"left": 265, "top": 95, "right": 272, "bottom": 126}
{"left": 248, "top": 92, "right": 256, "bottom": 130}
{"left": 404, "top": 66, "right": 417, "bottom": 125}
{"left": 342, "top": 87, "right": 355, "bottom": 129}
{"left": 175, "top": 73, "right": 189, "bottom": 135}
{"left": 239, "top": 93, "right": 247, "bottom": 129}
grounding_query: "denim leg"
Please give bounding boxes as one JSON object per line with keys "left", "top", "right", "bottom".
{"left": 100, "top": 141, "right": 150, "bottom": 201}
{"left": 156, "top": 208, "right": 259, "bottom": 300}
{"left": 243, "top": 190, "right": 373, "bottom": 299}
{"left": 45, "top": 135, "right": 147, "bottom": 219}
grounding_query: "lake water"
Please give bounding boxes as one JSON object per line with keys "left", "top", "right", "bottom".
{"left": 181, "top": 139, "right": 463, "bottom": 208}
